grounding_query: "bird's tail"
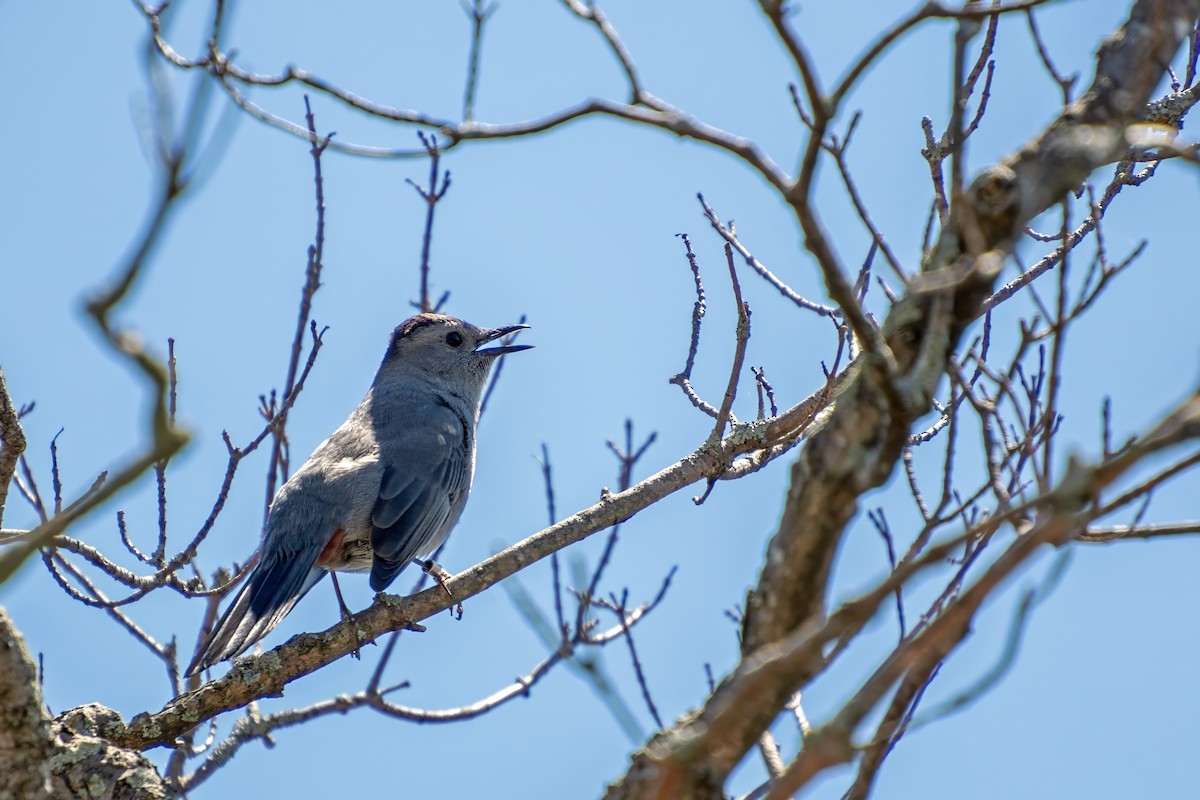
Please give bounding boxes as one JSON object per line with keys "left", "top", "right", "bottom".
{"left": 185, "top": 557, "right": 326, "bottom": 676}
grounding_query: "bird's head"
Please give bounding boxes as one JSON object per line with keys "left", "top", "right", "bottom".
{"left": 377, "top": 313, "right": 531, "bottom": 403}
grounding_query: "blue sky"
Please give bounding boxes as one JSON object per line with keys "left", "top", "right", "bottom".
{"left": 2, "top": 1, "right": 1198, "bottom": 797}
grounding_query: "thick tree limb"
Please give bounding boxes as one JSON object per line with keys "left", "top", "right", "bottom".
{"left": 0, "top": 608, "right": 171, "bottom": 799}
{"left": 0, "top": 608, "right": 51, "bottom": 798}
{"left": 0, "top": 368, "right": 25, "bottom": 532}
{"left": 603, "top": 1, "right": 1200, "bottom": 797}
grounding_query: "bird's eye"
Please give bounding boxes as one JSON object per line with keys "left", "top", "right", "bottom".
{"left": 445, "top": 331, "right": 464, "bottom": 348}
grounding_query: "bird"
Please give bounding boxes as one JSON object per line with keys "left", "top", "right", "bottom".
{"left": 185, "top": 313, "right": 531, "bottom": 675}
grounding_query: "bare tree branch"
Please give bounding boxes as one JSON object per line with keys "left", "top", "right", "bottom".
{"left": 604, "top": 2, "right": 1200, "bottom": 796}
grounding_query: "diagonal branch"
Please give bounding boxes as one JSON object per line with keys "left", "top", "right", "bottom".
{"left": 101, "top": 399, "right": 829, "bottom": 750}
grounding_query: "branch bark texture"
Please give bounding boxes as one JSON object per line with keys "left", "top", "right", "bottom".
{"left": 0, "top": 608, "right": 169, "bottom": 799}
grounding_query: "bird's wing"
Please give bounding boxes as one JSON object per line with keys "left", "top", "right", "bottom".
{"left": 369, "top": 400, "right": 470, "bottom": 591}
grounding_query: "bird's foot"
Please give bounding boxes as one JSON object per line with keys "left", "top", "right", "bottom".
{"left": 418, "top": 559, "right": 454, "bottom": 597}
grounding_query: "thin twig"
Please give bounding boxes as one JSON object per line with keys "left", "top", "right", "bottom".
{"left": 406, "top": 131, "right": 452, "bottom": 313}
{"left": 669, "top": 234, "right": 720, "bottom": 417}
{"left": 460, "top": 0, "right": 497, "bottom": 121}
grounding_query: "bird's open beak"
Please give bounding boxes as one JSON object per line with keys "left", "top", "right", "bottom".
{"left": 475, "top": 323, "right": 533, "bottom": 356}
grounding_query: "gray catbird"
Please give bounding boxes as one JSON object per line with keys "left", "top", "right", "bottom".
{"left": 186, "top": 313, "right": 531, "bottom": 675}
